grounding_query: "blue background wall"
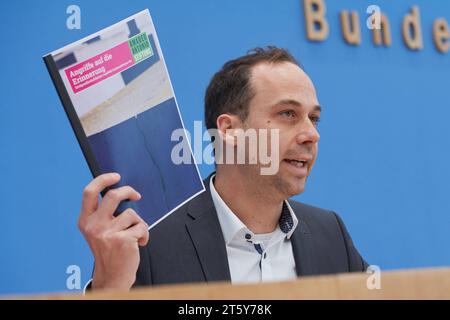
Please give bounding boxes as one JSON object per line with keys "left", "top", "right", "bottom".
{"left": 1, "top": 0, "right": 449, "bottom": 295}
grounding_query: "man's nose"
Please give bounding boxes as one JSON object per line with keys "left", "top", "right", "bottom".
{"left": 295, "top": 119, "right": 320, "bottom": 145}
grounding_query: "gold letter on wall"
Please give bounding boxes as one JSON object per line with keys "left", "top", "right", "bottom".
{"left": 402, "top": 6, "right": 423, "bottom": 50}
{"left": 433, "top": 18, "right": 450, "bottom": 53}
{"left": 304, "top": 0, "right": 329, "bottom": 41}
{"left": 340, "top": 11, "right": 361, "bottom": 45}
{"left": 372, "top": 14, "right": 392, "bottom": 47}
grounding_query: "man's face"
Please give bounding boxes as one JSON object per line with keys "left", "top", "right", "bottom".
{"left": 241, "top": 61, "right": 321, "bottom": 198}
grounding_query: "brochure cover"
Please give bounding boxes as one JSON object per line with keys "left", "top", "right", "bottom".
{"left": 43, "top": 9, "right": 205, "bottom": 228}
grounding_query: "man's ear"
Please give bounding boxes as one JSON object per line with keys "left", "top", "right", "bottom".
{"left": 216, "top": 113, "right": 240, "bottom": 147}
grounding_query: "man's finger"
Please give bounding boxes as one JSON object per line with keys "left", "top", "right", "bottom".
{"left": 97, "top": 186, "right": 141, "bottom": 219}
{"left": 120, "top": 222, "right": 149, "bottom": 247}
{"left": 111, "top": 208, "right": 143, "bottom": 232}
{"left": 80, "top": 173, "right": 121, "bottom": 220}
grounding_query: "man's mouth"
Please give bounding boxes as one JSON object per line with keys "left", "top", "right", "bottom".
{"left": 282, "top": 157, "right": 312, "bottom": 177}
{"left": 284, "top": 159, "right": 307, "bottom": 168}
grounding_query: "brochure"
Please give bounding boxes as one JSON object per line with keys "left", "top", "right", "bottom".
{"left": 43, "top": 9, "right": 205, "bottom": 227}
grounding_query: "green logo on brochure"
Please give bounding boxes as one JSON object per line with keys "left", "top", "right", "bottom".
{"left": 128, "top": 32, "right": 153, "bottom": 63}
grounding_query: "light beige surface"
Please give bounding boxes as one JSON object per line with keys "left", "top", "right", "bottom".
{"left": 11, "top": 268, "right": 450, "bottom": 300}
{"left": 80, "top": 60, "right": 173, "bottom": 136}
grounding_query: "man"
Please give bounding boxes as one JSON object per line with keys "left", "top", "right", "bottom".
{"left": 78, "top": 47, "right": 368, "bottom": 291}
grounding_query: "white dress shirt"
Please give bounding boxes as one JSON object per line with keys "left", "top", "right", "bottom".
{"left": 209, "top": 174, "right": 299, "bottom": 284}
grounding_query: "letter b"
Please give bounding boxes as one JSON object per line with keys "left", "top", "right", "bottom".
{"left": 304, "top": 0, "right": 329, "bottom": 41}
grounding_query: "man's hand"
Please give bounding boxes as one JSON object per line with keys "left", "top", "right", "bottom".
{"left": 78, "top": 173, "right": 149, "bottom": 291}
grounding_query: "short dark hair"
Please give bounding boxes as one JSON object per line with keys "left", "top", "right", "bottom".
{"left": 204, "top": 46, "right": 300, "bottom": 130}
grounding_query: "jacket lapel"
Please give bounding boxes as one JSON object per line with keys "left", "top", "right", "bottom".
{"left": 289, "top": 201, "right": 318, "bottom": 276}
{"left": 185, "top": 173, "right": 231, "bottom": 282}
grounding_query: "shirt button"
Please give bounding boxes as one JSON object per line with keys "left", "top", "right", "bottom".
{"left": 245, "top": 233, "right": 252, "bottom": 240}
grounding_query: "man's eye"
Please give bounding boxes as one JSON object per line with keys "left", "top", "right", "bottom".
{"left": 310, "top": 115, "right": 321, "bottom": 126}
{"left": 280, "top": 110, "right": 296, "bottom": 119}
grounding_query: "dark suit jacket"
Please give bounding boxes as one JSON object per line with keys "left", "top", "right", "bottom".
{"left": 133, "top": 173, "right": 368, "bottom": 287}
